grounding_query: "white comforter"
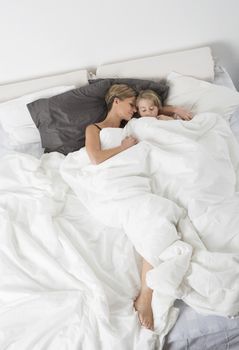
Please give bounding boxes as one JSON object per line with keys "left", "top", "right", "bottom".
{"left": 0, "top": 113, "right": 239, "bottom": 349}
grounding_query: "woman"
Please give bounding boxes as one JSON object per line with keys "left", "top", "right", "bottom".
{"left": 85, "top": 83, "right": 155, "bottom": 330}
{"left": 86, "top": 84, "right": 138, "bottom": 164}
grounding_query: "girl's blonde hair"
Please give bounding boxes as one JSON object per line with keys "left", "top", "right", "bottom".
{"left": 136, "top": 89, "right": 162, "bottom": 110}
{"left": 105, "top": 84, "right": 137, "bottom": 111}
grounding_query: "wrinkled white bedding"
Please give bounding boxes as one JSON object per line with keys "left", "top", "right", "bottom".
{"left": 0, "top": 113, "right": 239, "bottom": 349}
{"left": 62, "top": 114, "right": 239, "bottom": 343}
{"left": 0, "top": 153, "right": 157, "bottom": 350}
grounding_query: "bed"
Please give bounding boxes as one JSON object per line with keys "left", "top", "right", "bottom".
{"left": 0, "top": 46, "right": 239, "bottom": 350}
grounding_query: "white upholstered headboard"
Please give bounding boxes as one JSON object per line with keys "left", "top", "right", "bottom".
{"left": 96, "top": 47, "right": 214, "bottom": 82}
{"left": 0, "top": 69, "right": 88, "bottom": 103}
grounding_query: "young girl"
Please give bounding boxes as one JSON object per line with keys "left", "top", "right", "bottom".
{"left": 136, "top": 89, "right": 193, "bottom": 121}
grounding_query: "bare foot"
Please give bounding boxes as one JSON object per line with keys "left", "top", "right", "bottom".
{"left": 134, "top": 289, "right": 154, "bottom": 330}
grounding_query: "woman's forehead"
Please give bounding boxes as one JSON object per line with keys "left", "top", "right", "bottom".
{"left": 125, "top": 96, "right": 136, "bottom": 103}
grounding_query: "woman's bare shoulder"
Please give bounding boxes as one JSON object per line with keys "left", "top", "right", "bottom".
{"left": 86, "top": 124, "right": 100, "bottom": 132}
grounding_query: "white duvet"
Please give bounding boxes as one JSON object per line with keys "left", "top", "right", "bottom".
{"left": 0, "top": 113, "right": 239, "bottom": 349}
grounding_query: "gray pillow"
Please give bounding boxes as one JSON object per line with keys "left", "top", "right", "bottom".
{"left": 89, "top": 78, "right": 169, "bottom": 104}
{"left": 27, "top": 78, "right": 169, "bottom": 155}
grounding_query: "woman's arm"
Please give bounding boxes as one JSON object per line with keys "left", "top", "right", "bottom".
{"left": 160, "top": 105, "right": 193, "bottom": 120}
{"left": 85, "top": 125, "right": 138, "bottom": 164}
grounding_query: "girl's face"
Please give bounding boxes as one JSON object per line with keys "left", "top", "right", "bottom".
{"left": 137, "top": 99, "right": 159, "bottom": 118}
{"left": 115, "top": 97, "right": 137, "bottom": 120}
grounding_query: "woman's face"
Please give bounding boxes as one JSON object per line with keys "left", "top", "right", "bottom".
{"left": 137, "top": 99, "right": 159, "bottom": 118}
{"left": 115, "top": 97, "right": 137, "bottom": 120}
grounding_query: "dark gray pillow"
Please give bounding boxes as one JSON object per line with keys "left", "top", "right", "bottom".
{"left": 27, "top": 78, "right": 169, "bottom": 155}
{"left": 89, "top": 78, "right": 169, "bottom": 104}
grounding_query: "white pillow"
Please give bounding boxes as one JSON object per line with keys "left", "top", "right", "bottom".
{"left": 166, "top": 73, "right": 239, "bottom": 121}
{"left": 214, "top": 64, "right": 237, "bottom": 91}
{"left": 230, "top": 106, "right": 239, "bottom": 144}
{"left": 96, "top": 46, "right": 214, "bottom": 82}
{"left": 0, "top": 85, "right": 75, "bottom": 145}
{"left": 0, "top": 122, "right": 44, "bottom": 159}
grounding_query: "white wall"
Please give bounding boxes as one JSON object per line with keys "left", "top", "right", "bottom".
{"left": 0, "top": 0, "right": 239, "bottom": 88}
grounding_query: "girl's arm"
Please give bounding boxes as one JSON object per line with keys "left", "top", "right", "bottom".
{"left": 156, "top": 115, "right": 174, "bottom": 121}
{"left": 160, "top": 105, "right": 193, "bottom": 120}
{"left": 85, "top": 125, "right": 138, "bottom": 165}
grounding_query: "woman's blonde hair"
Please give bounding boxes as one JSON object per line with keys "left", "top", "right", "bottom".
{"left": 105, "top": 84, "right": 137, "bottom": 111}
{"left": 136, "top": 89, "right": 162, "bottom": 110}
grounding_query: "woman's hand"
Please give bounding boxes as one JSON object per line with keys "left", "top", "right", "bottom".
{"left": 173, "top": 107, "right": 193, "bottom": 120}
{"left": 121, "top": 136, "right": 138, "bottom": 150}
